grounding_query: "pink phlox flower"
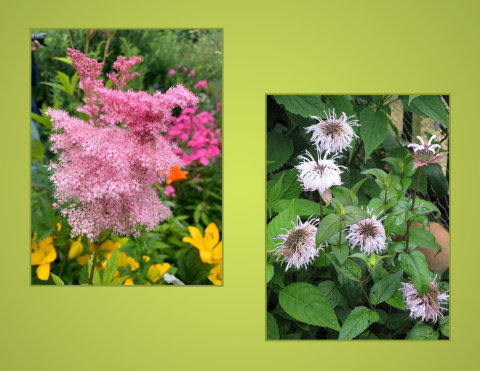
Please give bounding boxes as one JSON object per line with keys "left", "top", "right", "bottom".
{"left": 168, "top": 69, "right": 176, "bottom": 76}
{"left": 194, "top": 80, "right": 208, "bottom": 89}
{"left": 216, "top": 102, "right": 222, "bottom": 113}
{"left": 187, "top": 70, "right": 195, "bottom": 77}
{"left": 407, "top": 135, "right": 444, "bottom": 169}
{"left": 164, "top": 185, "right": 176, "bottom": 197}
{"left": 107, "top": 55, "right": 144, "bottom": 90}
{"left": 183, "top": 67, "right": 188, "bottom": 71}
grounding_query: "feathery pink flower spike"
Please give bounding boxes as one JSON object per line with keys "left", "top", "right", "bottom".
{"left": 46, "top": 49, "right": 199, "bottom": 241}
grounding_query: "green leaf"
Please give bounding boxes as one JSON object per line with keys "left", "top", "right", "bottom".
{"left": 267, "top": 131, "right": 294, "bottom": 173}
{"left": 369, "top": 270, "right": 403, "bottom": 305}
{"left": 53, "top": 56, "right": 72, "bottom": 65}
{"left": 408, "top": 95, "right": 420, "bottom": 104}
{"left": 343, "top": 206, "right": 370, "bottom": 224}
{"left": 50, "top": 273, "right": 65, "bottom": 285}
{"left": 267, "top": 312, "right": 280, "bottom": 340}
{"left": 407, "top": 324, "right": 439, "bottom": 340}
{"left": 410, "top": 95, "right": 449, "bottom": 129}
{"left": 109, "top": 276, "right": 130, "bottom": 285}
{"left": 316, "top": 214, "right": 346, "bottom": 247}
{"left": 273, "top": 95, "right": 325, "bottom": 118}
{"left": 439, "top": 316, "right": 449, "bottom": 337}
{"left": 318, "top": 281, "right": 347, "bottom": 309}
{"left": 267, "top": 208, "right": 296, "bottom": 250}
{"left": 360, "top": 107, "right": 389, "bottom": 161}
{"left": 70, "top": 72, "right": 78, "bottom": 93}
{"left": 409, "top": 227, "right": 441, "bottom": 250}
{"left": 279, "top": 282, "right": 340, "bottom": 331}
{"left": 87, "top": 254, "right": 101, "bottom": 285}
{"left": 324, "top": 95, "right": 355, "bottom": 117}
{"left": 331, "top": 186, "right": 355, "bottom": 206}
{"left": 413, "top": 200, "right": 440, "bottom": 218}
{"left": 32, "top": 139, "right": 45, "bottom": 161}
{"left": 425, "top": 164, "right": 449, "bottom": 198}
{"left": 41, "top": 82, "right": 69, "bottom": 94}
{"left": 271, "top": 198, "right": 331, "bottom": 218}
{"left": 268, "top": 171, "right": 285, "bottom": 202}
{"left": 267, "top": 265, "right": 275, "bottom": 283}
{"left": 267, "top": 169, "right": 303, "bottom": 200}
{"left": 399, "top": 250, "right": 430, "bottom": 295}
{"left": 176, "top": 248, "right": 215, "bottom": 284}
{"left": 386, "top": 291, "right": 405, "bottom": 310}
{"left": 102, "top": 247, "right": 119, "bottom": 285}
{"left": 361, "top": 168, "right": 388, "bottom": 189}
{"left": 338, "top": 306, "right": 379, "bottom": 340}
{"left": 384, "top": 201, "right": 413, "bottom": 235}
{"left": 58, "top": 71, "right": 73, "bottom": 96}
{"left": 332, "top": 244, "right": 349, "bottom": 265}
{"left": 329, "top": 254, "right": 362, "bottom": 282}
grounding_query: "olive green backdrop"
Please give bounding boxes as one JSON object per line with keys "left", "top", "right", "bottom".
{"left": 0, "top": 0, "right": 477, "bottom": 370}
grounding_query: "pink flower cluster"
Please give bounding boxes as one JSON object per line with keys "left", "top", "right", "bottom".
{"left": 47, "top": 49, "right": 199, "bottom": 241}
{"left": 194, "top": 80, "right": 207, "bottom": 89}
{"left": 166, "top": 107, "right": 221, "bottom": 166}
{"left": 168, "top": 65, "right": 195, "bottom": 78}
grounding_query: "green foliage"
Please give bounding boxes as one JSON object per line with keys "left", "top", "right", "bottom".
{"left": 266, "top": 94, "right": 449, "bottom": 340}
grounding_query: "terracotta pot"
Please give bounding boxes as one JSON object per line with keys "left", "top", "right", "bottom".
{"left": 415, "top": 222, "right": 449, "bottom": 273}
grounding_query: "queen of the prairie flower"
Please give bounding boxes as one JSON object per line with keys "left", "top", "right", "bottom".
{"left": 272, "top": 216, "right": 322, "bottom": 271}
{"left": 400, "top": 277, "right": 449, "bottom": 322}
{"left": 47, "top": 49, "right": 199, "bottom": 241}
{"left": 306, "top": 109, "right": 359, "bottom": 153}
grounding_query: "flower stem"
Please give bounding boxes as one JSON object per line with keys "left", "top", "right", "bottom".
{"left": 88, "top": 242, "right": 99, "bottom": 285}
{"left": 384, "top": 189, "right": 388, "bottom": 205}
{"left": 319, "top": 192, "right": 323, "bottom": 220}
{"left": 405, "top": 167, "right": 424, "bottom": 251}
{"left": 359, "top": 280, "right": 374, "bottom": 310}
{"left": 338, "top": 229, "right": 342, "bottom": 247}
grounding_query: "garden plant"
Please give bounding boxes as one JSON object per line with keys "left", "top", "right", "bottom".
{"left": 266, "top": 95, "right": 449, "bottom": 339}
{"left": 31, "top": 29, "right": 222, "bottom": 286}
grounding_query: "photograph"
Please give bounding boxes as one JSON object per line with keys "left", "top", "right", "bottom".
{"left": 30, "top": 29, "right": 223, "bottom": 286}
{"left": 266, "top": 95, "right": 449, "bottom": 339}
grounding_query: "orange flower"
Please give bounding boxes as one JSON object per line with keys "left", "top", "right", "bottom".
{"left": 167, "top": 166, "right": 189, "bottom": 185}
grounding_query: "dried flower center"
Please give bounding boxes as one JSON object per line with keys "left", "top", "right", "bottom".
{"left": 425, "top": 284, "right": 440, "bottom": 310}
{"left": 284, "top": 228, "right": 310, "bottom": 257}
{"left": 322, "top": 121, "right": 344, "bottom": 138}
{"left": 315, "top": 164, "right": 327, "bottom": 173}
{"left": 416, "top": 148, "right": 434, "bottom": 161}
{"left": 358, "top": 220, "right": 378, "bottom": 238}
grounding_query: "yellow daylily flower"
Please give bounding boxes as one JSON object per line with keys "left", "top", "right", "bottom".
{"left": 118, "top": 252, "right": 139, "bottom": 271}
{"left": 209, "top": 262, "right": 222, "bottom": 285}
{"left": 183, "top": 222, "right": 221, "bottom": 264}
{"left": 123, "top": 278, "right": 135, "bottom": 285}
{"left": 145, "top": 263, "right": 172, "bottom": 284}
{"left": 68, "top": 236, "right": 83, "bottom": 259}
{"left": 31, "top": 233, "right": 57, "bottom": 281}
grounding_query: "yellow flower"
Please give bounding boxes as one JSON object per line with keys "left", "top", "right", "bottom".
{"left": 31, "top": 233, "right": 57, "bottom": 280}
{"left": 68, "top": 236, "right": 83, "bottom": 259}
{"left": 123, "top": 277, "right": 135, "bottom": 285}
{"left": 118, "top": 252, "right": 139, "bottom": 271}
{"left": 183, "top": 223, "right": 222, "bottom": 264}
{"left": 144, "top": 263, "right": 171, "bottom": 284}
{"left": 183, "top": 222, "right": 222, "bottom": 285}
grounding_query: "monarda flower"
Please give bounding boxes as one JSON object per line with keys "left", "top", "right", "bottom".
{"left": 272, "top": 216, "right": 321, "bottom": 271}
{"left": 345, "top": 210, "right": 387, "bottom": 255}
{"left": 306, "top": 109, "right": 359, "bottom": 153}
{"left": 400, "top": 277, "right": 449, "bottom": 322}
{"left": 407, "top": 135, "right": 443, "bottom": 169}
{"left": 295, "top": 151, "right": 344, "bottom": 193}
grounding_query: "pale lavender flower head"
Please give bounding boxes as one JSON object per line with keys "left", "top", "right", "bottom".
{"left": 306, "top": 109, "right": 359, "bottom": 153}
{"left": 407, "top": 135, "right": 443, "bottom": 169}
{"left": 272, "top": 216, "right": 322, "bottom": 271}
{"left": 346, "top": 209, "right": 387, "bottom": 255}
{"left": 400, "top": 277, "right": 449, "bottom": 322}
{"left": 295, "top": 150, "right": 345, "bottom": 193}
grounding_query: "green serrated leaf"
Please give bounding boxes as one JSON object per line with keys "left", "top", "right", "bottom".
{"left": 267, "top": 208, "right": 296, "bottom": 250}
{"left": 274, "top": 95, "right": 325, "bottom": 118}
{"left": 338, "top": 306, "right": 379, "bottom": 340}
{"left": 267, "top": 265, "right": 275, "bottom": 283}
{"left": 316, "top": 214, "right": 346, "bottom": 247}
{"left": 360, "top": 107, "right": 389, "bottom": 161}
{"left": 267, "top": 312, "right": 280, "bottom": 340}
{"left": 410, "top": 95, "right": 449, "bottom": 129}
{"left": 439, "top": 316, "right": 449, "bottom": 337}
{"left": 329, "top": 254, "right": 362, "bottom": 282}
{"left": 102, "top": 247, "right": 119, "bottom": 284}
{"left": 399, "top": 250, "right": 430, "bottom": 295}
{"left": 407, "top": 324, "right": 439, "bottom": 340}
{"left": 279, "top": 282, "right": 340, "bottom": 331}
{"left": 409, "top": 227, "right": 441, "bottom": 250}
{"left": 267, "top": 131, "right": 294, "bottom": 173}
{"left": 369, "top": 270, "right": 403, "bottom": 305}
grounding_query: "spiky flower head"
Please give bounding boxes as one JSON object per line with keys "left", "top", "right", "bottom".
{"left": 400, "top": 277, "right": 449, "bottom": 322}
{"left": 306, "top": 109, "right": 359, "bottom": 153}
{"left": 407, "top": 135, "right": 443, "bottom": 169}
{"left": 295, "top": 150, "right": 344, "bottom": 193}
{"left": 345, "top": 209, "right": 387, "bottom": 255}
{"left": 272, "top": 216, "right": 322, "bottom": 271}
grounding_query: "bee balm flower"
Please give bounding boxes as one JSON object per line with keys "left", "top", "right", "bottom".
{"left": 400, "top": 277, "right": 449, "bottom": 322}
{"left": 306, "top": 109, "right": 359, "bottom": 153}
{"left": 345, "top": 210, "right": 387, "bottom": 255}
{"left": 295, "top": 150, "right": 344, "bottom": 193}
{"left": 272, "top": 216, "right": 322, "bottom": 271}
{"left": 407, "top": 135, "right": 443, "bottom": 169}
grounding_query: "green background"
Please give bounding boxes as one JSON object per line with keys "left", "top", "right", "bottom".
{"left": 0, "top": 0, "right": 476, "bottom": 369}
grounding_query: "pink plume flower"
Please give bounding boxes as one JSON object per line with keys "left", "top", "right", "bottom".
{"left": 46, "top": 50, "right": 198, "bottom": 241}
{"left": 194, "top": 80, "right": 208, "bottom": 89}
{"left": 106, "top": 55, "right": 143, "bottom": 90}
{"left": 187, "top": 70, "right": 195, "bottom": 77}
{"left": 168, "top": 69, "right": 176, "bottom": 76}
{"left": 166, "top": 107, "right": 221, "bottom": 167}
